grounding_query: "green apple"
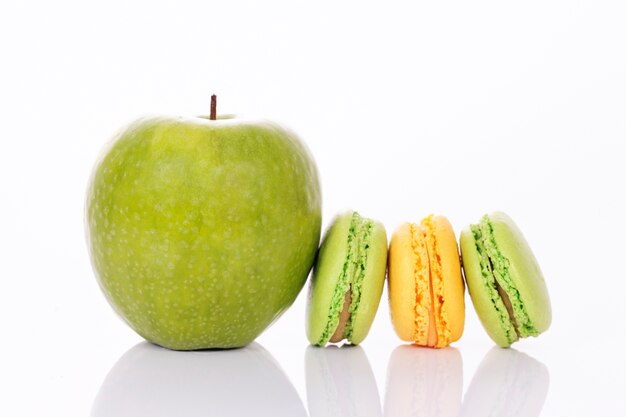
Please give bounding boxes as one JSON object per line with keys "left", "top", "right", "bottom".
{"left": 86, "top": 105, "right": 321, "bottom": 349}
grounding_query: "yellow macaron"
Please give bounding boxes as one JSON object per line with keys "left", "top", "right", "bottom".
{"left": 388, "top": 215, "right": 465, "bottom": 348}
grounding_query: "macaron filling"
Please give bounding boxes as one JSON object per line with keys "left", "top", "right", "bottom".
{"left": 406, "top": 216, "right": 453, "bottom": 348}
{"left": 495, "top": 280, "right": 521, "bottom": 336}
{"left": 318, "top": 212, "right": 373, "bottom": 345}
{"left": 409, "top": 223, "right": 433, "bottom": 346}
{"left": 470, "top": 216, "right": 538, "bottom": 342}
{"left": 420, "top": 216, "right": 451, "bottom": 348}
{"left": 330, "top": 290, "right": 352, "bottom": 342}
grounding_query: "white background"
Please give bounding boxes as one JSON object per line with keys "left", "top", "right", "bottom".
{"left": 1, "top": 0, "right": 625, "bottom": 415}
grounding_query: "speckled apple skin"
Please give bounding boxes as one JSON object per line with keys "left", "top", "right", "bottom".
{"left": 86, "top": 116, "right": 322, "bottom": 350}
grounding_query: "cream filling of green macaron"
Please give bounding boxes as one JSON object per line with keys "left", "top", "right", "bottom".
{"left": 470, "top": 224, "right": 517, "bottom": 344}
{"left": 318, "top": 212, "right": 373, "bottom": 345}
{"left": 473, "top": 217, "right": 539, "bottom": 340}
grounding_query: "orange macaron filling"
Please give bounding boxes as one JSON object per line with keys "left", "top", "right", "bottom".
{"left": 408, "top": 222, "right": 436, "bottom": 346}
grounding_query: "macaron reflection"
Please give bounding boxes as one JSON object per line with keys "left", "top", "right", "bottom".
{"left": 305, "top": 345, "right": 382, "bottom": 417}
{"left": 460, "top": 348, "right": 549, "bottom": 417}
{"left": 91, "top": 342, "right": 306, "bottom": 417}
{"left": 384, "top": 345, "right": 463, "bottom": 417}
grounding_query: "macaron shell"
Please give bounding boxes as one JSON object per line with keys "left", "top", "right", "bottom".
{"left": 349, "top": 220, "right": 388, "bottom": 345}
{"left": 306, "top": 212, "right": 353, "bottom": 345}
{"left": 431, "top": 215, "right": 465, "bottom": 344}
{"left": 488, "top": 212, "right": 552, "bottom": 334}
{"left": 388, "top": 223, "right": 428, "bottom": 343}
{"left": 460, "top": 226, "right": 517, "bottom": 347}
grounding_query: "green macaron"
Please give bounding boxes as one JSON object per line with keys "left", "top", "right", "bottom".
{"left": 306, "top": 211, "right": 388, "bottom": 346}
{"left": 460, "top": 212, "right": 551, "bottom": 347}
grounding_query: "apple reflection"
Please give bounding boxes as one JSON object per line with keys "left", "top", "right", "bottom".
{"left": 384, "top": 345, "right": 463, "bottom": 417}
{"left": 305, "top": 345, "right": 382, "bottom": 417}
{"left": 91, "top": 342, "right": 306, "bottom": 417}
{"left": 460, "top": 347, "right": 549, "bottom": 417}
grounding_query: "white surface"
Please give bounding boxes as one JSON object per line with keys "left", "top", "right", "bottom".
{"left": 1, "top": 0, "right": 625, "bottom": 415}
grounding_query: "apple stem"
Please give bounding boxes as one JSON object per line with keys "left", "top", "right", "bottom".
{"left": 210, "top": 94, "right": 217, "bottom": 120}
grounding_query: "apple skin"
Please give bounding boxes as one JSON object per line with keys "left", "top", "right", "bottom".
{"left": 86, "top": 115, "right": 321, "bottom": 350}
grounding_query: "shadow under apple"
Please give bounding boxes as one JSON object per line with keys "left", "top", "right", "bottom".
{"left": 91, "top": 341, "right": 306, "bottom": 417}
